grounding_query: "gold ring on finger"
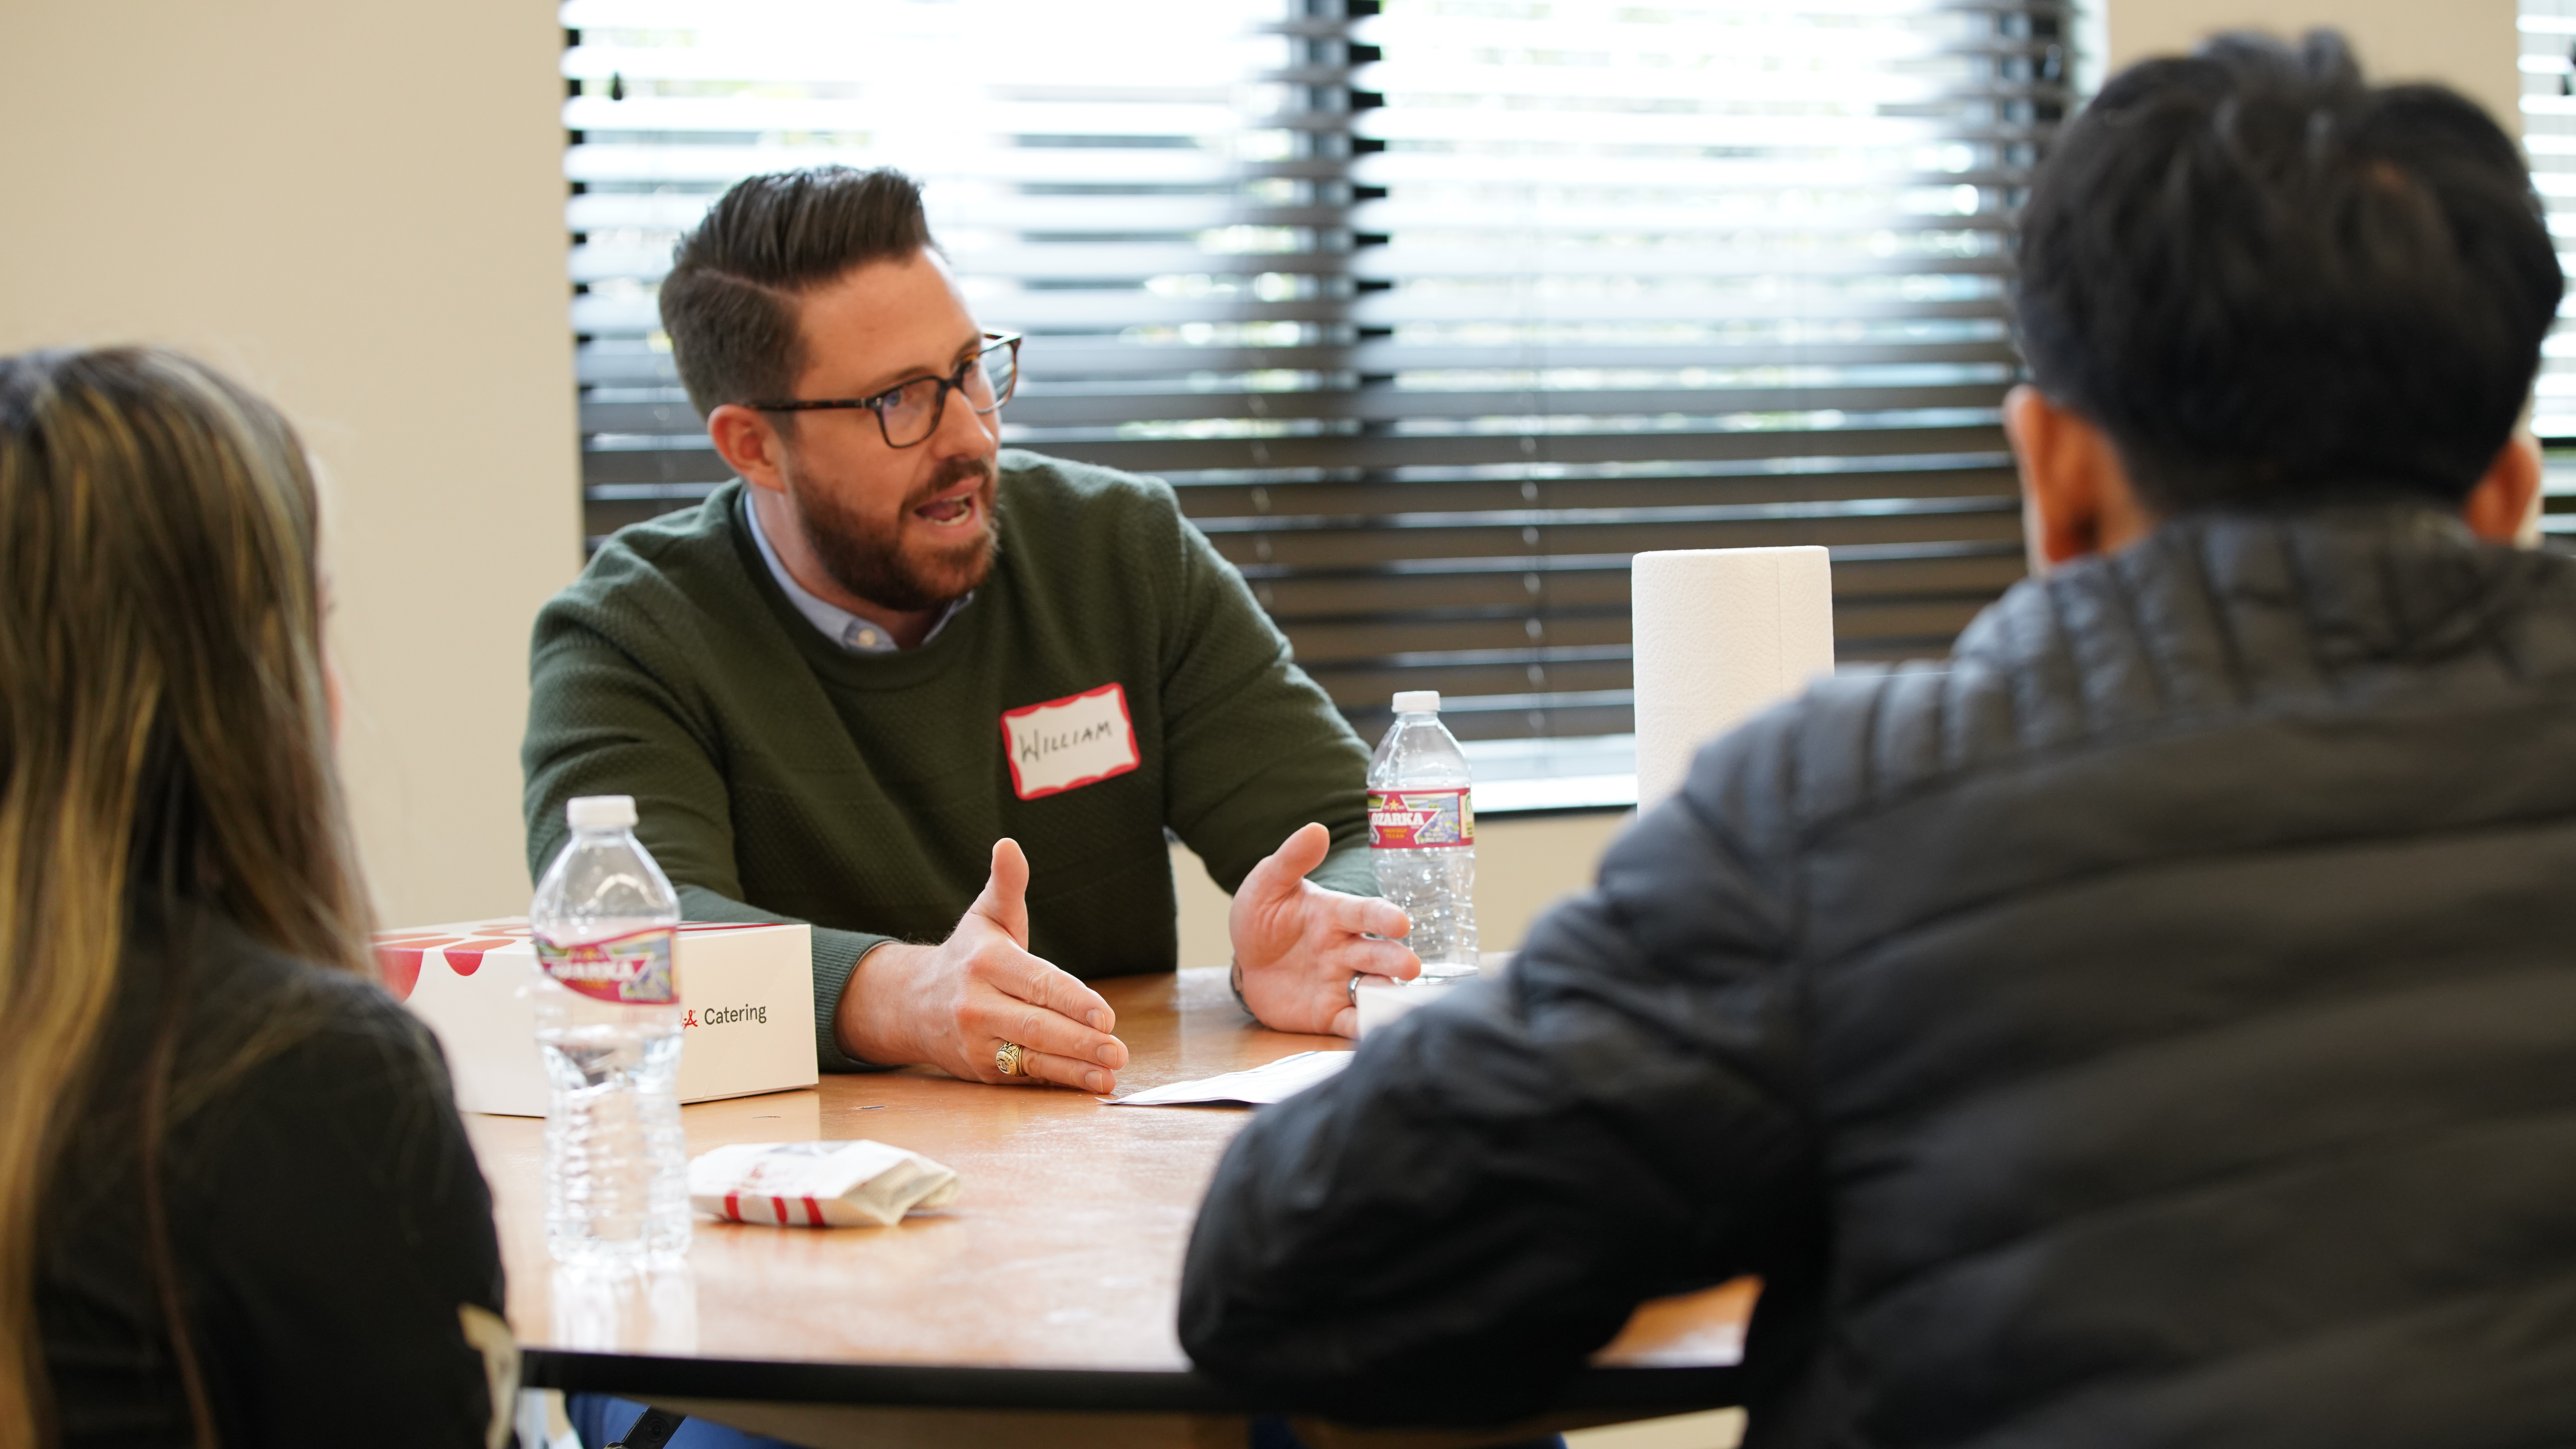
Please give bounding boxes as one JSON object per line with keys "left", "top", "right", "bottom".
{"left": 996, "top": 1041, "right": 1028, "bottom": 1077}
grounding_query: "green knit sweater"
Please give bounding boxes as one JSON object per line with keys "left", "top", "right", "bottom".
{"left": 523, "top": 451, "right": 1374, "bottom": 1071}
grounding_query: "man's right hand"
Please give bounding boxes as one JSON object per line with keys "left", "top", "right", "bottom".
{"left": 833, "top": 838, "right": 1130, "bottom": 1092}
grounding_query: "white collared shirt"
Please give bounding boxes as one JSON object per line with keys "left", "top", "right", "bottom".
{"left": 740, "top": 489, "right": 970, "bottom": 654}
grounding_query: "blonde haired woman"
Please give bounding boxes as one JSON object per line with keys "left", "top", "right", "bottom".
{"left": 0, "top": 348, "right": 512, "bottom": 1446}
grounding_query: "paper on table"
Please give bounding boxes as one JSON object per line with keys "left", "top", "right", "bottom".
{"left": 1104, "top": 1049, "right": 1353, "bottom": 1106}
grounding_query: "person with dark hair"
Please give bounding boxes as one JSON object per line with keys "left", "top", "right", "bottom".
{"left": 3, "top": 347, "right": 513, "bottom": 1446}
{"left": 1181, "top": 31, "right": 2576, "bottom": 1446}
{"left": 525, "top": 165, "right": 1418, "bottom": 1100}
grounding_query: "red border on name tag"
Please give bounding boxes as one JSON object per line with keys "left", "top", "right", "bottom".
{"left": 1000, "top": 682, "right": 1141, "bottom": 800}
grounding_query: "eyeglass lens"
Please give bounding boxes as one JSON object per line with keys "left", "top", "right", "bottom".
{"left": 880, "top": 339, "right": 1017, "bottom": 447}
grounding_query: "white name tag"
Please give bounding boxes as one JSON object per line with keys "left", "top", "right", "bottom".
{"left": 1000, "top": 683, "right": 1141, "bottom": 800}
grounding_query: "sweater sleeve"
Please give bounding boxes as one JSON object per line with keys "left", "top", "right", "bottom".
{"left": 1177, "top": 733, "right": 1820, "bottom": 1423}
{"left": 1153, "top": 499, "right": 1378, "bottom": 899}
{"left": 523, "top": 591, "right": 889, "bottom": 1074}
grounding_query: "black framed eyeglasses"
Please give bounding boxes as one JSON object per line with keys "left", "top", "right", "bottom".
{"left": 745, "top": 332, "right": 1021, "bottom": 448}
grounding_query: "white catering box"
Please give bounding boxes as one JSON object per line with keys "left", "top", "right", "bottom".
{"left": 375, "top": 918, "right": 818, "bottom": 1117}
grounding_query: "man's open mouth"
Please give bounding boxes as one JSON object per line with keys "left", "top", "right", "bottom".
{"left": 914, "top": 482, "right": 983, "bottom": 528}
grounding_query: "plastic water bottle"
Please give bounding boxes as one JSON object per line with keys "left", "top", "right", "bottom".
{"left": 1367, "top": 691, "right": 1480, "bottom": 979}
{"left": 531, "top": 795, "right": 690, "bottom": 1264}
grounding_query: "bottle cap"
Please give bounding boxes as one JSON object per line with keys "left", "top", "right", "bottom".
{"left": 1392, "top": 690, "right": 1441, "bottom": 714}
{"left": 567, "top": 795, "right": 638, "bottom": 832}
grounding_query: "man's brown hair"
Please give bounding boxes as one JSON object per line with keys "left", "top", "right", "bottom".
{"left": 658, "top": 165, "right": 934, "bottom": 416}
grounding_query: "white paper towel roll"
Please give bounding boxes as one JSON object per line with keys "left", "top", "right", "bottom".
{"left": 1631, "top": 546, "right": 1835, "bottom": 811}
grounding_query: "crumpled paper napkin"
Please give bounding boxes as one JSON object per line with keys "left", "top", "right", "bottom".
{"left": 688, "top": 1140, "right": 960, "bottom": 1228}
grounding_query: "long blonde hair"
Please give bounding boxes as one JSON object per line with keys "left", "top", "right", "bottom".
{"left": 0, "top": 348, "right": 374, "bottom": 1444}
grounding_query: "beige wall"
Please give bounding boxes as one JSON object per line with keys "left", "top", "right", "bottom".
{"left": 1173, "top": 810, "right": 1634, "bottom": 968}
{"left": 0, "top": 1, "right": 581, "bottom": 925}
{"left": 2106, "top": 0, "right": 2521, "bottom": 130}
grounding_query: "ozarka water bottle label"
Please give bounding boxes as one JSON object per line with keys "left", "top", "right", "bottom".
{"left": 1369, "top": 788, "right": 1475, "bottom": 848}
{"left": 536, "top": 925, "right": 678, "bottom": 1004}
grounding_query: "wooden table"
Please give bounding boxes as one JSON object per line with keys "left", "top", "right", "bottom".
{"left": 469, "top": 967, "right": 1752, "bottom": 1449}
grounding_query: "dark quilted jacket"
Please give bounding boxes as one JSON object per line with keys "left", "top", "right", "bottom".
{"left": 1181, "top": 504, "right": 2576, "bottom": 1447}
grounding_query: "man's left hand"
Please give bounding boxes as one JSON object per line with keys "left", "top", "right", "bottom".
{"left": 1230, "top": 822, "right": 1420, "bottom": 1036}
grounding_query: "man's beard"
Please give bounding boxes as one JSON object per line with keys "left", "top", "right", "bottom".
{"left": 788, "top": 453, "right": 1000, "bottom": 613}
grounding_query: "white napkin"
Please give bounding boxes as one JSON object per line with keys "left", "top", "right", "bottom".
{"left": 688, "top": 1140, "right": 960, "bottom": 1227}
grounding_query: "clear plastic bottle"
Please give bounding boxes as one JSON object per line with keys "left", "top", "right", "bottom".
{"left": 1367, "top": 690, "right": 1480, "bottom": 979}
{"left": 531, "top": 795, "right": 690, "bottom": 1264}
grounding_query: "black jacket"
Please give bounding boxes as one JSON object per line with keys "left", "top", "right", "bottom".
{"left": 1181, "top": 505, "right": 2576, "bottom": 1447}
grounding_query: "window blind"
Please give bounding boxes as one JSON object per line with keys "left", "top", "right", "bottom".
{"left": 2519, "top": 0, "right": 2576, "bottom": 545}
{"left": 564, "top": 0, "right": 2069, "bottom": 753}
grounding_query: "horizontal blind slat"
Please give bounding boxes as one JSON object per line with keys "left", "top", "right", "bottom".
{"left": 577, "top": 337, "right": 2019, "bottom": 384}
{"left": 572, "top": 292, "right": 2014, "bottom": 334}
{"left": 585, "top": 384, "right": 2003, "bottom": 432}
{"left": 571, "top": 244, "right": 2012, "bottom": 284}
{"left": 580, "top": 422, "right": 2010, "bottom": 482}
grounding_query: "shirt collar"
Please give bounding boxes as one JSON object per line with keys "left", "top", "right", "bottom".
{"left": 740, "top": 488, "right": 970, "bottom": 655}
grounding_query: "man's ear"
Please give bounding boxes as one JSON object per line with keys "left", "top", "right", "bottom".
{"left": 707, "top": 403, "right": 791, "bottom": 493}
{"left": 2003, "top": 384, "right": 2154, "bottom": 572}
{"left": 2461, "top": 429, "right": 2543, "bottom": 546}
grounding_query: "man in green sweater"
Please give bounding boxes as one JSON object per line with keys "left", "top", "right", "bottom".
{"left": 524, "top": 166, "right": 1418, "bottom": 1093}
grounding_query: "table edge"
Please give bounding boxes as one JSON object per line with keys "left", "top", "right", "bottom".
{"left": 521, "top": 1350, "right": 1744, "bottom": 1418}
